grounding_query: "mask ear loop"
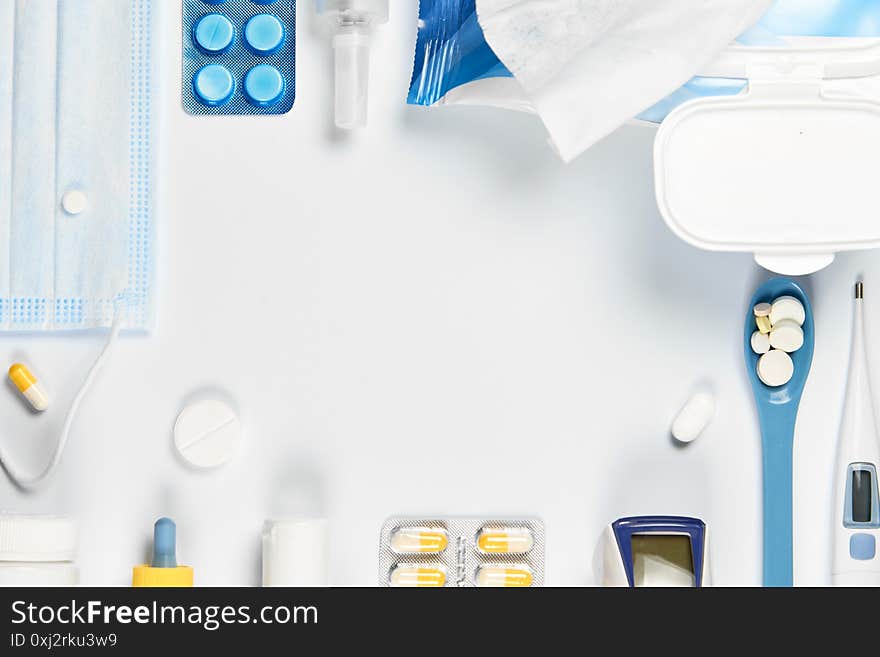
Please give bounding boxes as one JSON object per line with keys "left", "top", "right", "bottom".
{"left": 0, "top": 306, "right": 124, "bottom": 491}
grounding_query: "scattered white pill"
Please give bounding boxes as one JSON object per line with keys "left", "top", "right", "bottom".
{"left": 671, "top": 391, "right": 716, "bottom": 443}
{"left": 173, "top": 399, "right": 241, "bottom": 469}
{"left": 61, "top": 190, "right": 87, "bottom": 216}
{"left": 770, "top": 295, "right": 805, "bottom": 327}
{"left": 769, "top": 319, "right": 804, "bottom": 353}
{"left": 757, "top": 349, "right": 794, "bottom": 387}
{"left": 751, "top": 330, "right": 771, "bottom": 355}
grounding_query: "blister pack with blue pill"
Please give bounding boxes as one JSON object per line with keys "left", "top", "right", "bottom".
{"left": 182, "top": 0, "right": 296, "bottom": 115}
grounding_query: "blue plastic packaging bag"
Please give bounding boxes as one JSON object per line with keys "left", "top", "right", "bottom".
{"left": 408, "top": 0, "right": 511, "bottom": 107}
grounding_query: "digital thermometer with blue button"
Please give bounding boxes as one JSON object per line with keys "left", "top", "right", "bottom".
{"left": 595, "top": 516, "right": 711, "bottom": 587}
{"left": 833, "top": 282, "right": 880, "bottom": 586}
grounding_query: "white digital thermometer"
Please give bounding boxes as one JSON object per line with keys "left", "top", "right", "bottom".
{"left": 833, "top": 282, "right": 880, "bottom": 586}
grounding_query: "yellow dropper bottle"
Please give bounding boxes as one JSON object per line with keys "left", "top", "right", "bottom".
{"left": 132, "top": 518, "right": 193, "bottom": 587}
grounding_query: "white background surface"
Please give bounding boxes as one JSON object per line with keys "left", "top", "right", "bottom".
{"left": 2, "top": 2, "right": 878, "bottom": 587}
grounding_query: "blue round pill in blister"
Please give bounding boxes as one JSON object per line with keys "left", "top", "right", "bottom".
{"left": 245, "top": 14, "right": 285, "bottom": 55}
{"left": 194, "top": 64, "right": 235, "bottom": 106}
{"left": 244, "top": 65, "right": 285, "bottom": 107}
{"left": 251, "top": 0, "right": 279, "bottom": 4}
{"left": 193, "top": 13, "right": 235, "bottom": 55}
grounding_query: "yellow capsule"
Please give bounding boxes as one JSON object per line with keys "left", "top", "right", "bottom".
{"left": 8, "top": 363, "right": 49, "bottom": 412}
{"left": 389, "top": 565, "right": 446, "bottom": 587}
{"left": 754, "top": 303, "right": 772, "bottom": 334}
{"left": 390, "top": 527, "right": 448, "bottom": 554}
{"left": 475, "top": 565, "right": 533, "bottom": 588}
{"left": 476, "top": 527, "right": 534, "bottom": 555}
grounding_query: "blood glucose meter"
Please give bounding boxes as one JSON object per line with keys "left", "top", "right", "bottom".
{"left": 594, "top": 516, "right": 711, "bottom": 587}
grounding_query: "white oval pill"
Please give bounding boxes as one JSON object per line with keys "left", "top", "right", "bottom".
{"left": 173, "top": 399, "right": 241, "bottom": 469}
{"left": 757, "top": 350, "right": 794, "bottom": 387}
{"left": 769, "top": 319, "right": 804, "bottom": 353}
{"left": 671, "top": 391, "right": 716, "bottom": 443}
{"left": 770, "top": 296, "right": 805, "bottom": 327}
{"left": 751, "top": 330, "right": 771, "bottom": 355}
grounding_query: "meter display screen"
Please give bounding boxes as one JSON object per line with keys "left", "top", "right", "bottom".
{"left": 852, "top": 469, "right": 873, "bottom": 524}
{"left": 631, "top": 534, "right": 695, "bottom": 587}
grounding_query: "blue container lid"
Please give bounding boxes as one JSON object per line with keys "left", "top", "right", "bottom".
{"left": 244, "top": 65, "right": 285, "bottom": 107}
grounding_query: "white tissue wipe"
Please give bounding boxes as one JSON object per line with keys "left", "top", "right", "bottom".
{"left": 475, "top": 0, "right": 773, "bottom": 161}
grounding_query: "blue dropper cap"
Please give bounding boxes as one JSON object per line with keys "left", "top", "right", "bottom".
{"left": 151, "top": 517, "right": 178, "bottom": 568}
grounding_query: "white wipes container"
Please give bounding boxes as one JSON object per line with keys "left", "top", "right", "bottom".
{"left": 0, "top": 514, "right": 79, "bottom": 586}
{"left": 655, "top": 39, "right": 880, "bottom": 275}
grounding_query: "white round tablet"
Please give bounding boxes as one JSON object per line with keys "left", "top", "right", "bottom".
{"left": 770, "top": 296, "right": 805, "bottom": 327}
{"left": 173, "top": 399, "right": 241, "bottom": 469}
{"left": 671, "top": 391, "right": 716, "bottom": 443}
{"left": 751, "top": 330, "right": 771, "bottom": 355}
{"left": 769, "top": 319, "right": 804, "bottom": 353}
{"left": 61, "top": 190, "right": 87, "bottom": 215}
{"left": 757, "top": 350, "right": 794, "bottom": 387}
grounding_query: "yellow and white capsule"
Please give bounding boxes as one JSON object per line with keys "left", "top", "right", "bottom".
{"left": 475, "top": 565, "right": 533, "bottom": 588}
{"left": 8, "top": 363, "right": 49, "bottom": 412}
{"left": 476, "top": 526, "right": 534, "bottom": 555}
{"left": 390, "top": 527, "right": 448, "bottom": 554}
{"left": 753, "top": 303, "right": 772, "bottom": 334}
{"left": 389, "top": 565, "right": 446, "bottom": 587}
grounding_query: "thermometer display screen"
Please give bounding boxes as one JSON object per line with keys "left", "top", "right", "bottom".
{"left": 852, "top": 469, "right": 873, "bottom": 523}
{"left": 631, "top": 534, "right": 695, "bottom": 587}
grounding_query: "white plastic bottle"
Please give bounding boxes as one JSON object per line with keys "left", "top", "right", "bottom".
{"left": 0, "top": 515, "right": 78, "bottom": 586}
{"left": 262, "top": 518, "right": 329, "bottom": 586}
{"left": 315, "top": 0, "right": 389, "bottom": 129}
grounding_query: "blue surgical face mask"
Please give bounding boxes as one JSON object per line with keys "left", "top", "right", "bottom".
{"left": 0, "top": 0, "right": 156, "bottom": 489}
{"left": 0, "top": 0, "right": 156, "bottom": 331}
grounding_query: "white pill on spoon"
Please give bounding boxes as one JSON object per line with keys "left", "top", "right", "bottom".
{"left": 757, "top": 349, "right": 794, "bottom": 387}
{"left": 769, "top": 319, "right": 804, "bottom": 353}
{"left": 770, "top": 296, "right": 805, "bottom": 327}
{"left": 751, "top": 330, "right": 771, "bottom": 354}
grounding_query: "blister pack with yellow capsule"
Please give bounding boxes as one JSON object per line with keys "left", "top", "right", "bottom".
{"left": 379, "top": 517, "right": 544, "bottom": 587}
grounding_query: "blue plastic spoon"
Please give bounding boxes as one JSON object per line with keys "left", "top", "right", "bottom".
{"left": 744, "top": 278, "right": 814, "bottom": 587}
